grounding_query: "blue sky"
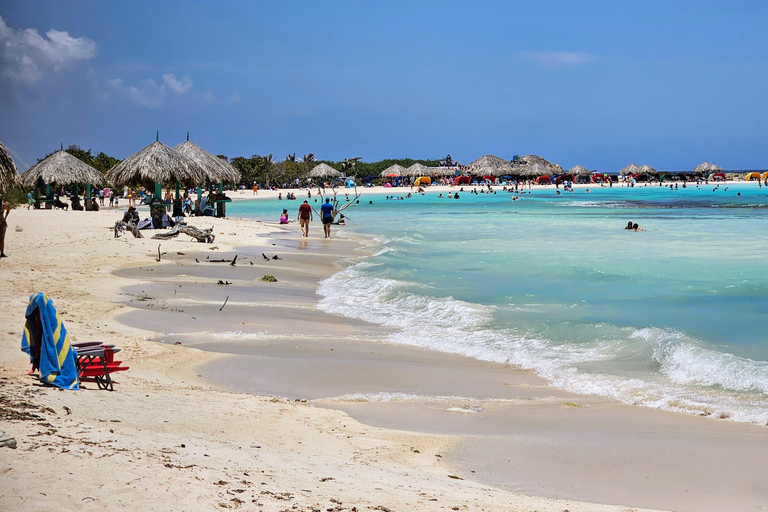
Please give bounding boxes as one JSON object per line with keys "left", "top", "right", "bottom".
{"left": 1, "top": 1, "right": 767, "bottom": 172}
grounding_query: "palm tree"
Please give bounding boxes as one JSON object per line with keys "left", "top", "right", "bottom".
{"left": 261, "top": 154, "right": 274, "bottom": 187}
{"left": 302, "top": 153, "right": 315, "bottom": 163}
{"left": 285, "top": 153, "right": 296, "bottom": 163}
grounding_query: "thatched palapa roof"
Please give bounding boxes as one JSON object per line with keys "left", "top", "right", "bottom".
{"left": 638, "top": 164, "right": 657, "bottom": 175}
{"left": 403, "top": 163, "right": 430, "bottom": 177}
{"left": 694, "top": 161, "right": 723, "bottom": 174}
{"left": 512, "top": 155, "right": 557, "bottom": 177}
{"left": 619, "top": 163, "right": 641, "bottom": 176}
{"left": 568, "top": 165, "right": 590, "bottom": 175}
{"left": 309, "top": 163, "right": 342, "bottom": 178}
{"left": 107, "top": 141, "right": 205, "bottom": 188}
{"left": 0, "top": 141, "right": 19, "bottom": 190}
{"left": 22, "top": 150, "right": 106, "bottom": 188}
{"left": 521, "top": 154, "right": 553, "bottom": 167}
{"left": 468, "top": 155, "right": 511, "bottom": 176}
{"left": 520, "top": 162, "right": 553, "bottom": 177}
{"left": 380, "top": 164, "right": 406, "bottom": 177}
{"left": 174, "top": 139, "right": 241, "bottom": 184}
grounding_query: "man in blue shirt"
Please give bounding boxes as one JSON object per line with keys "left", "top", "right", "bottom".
{"left": 320, "top": 198, "right": 334, "bottom": 238}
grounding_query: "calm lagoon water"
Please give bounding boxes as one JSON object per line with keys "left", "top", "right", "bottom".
{"left": 228, "top": 182, "right": 768, "bottom": 423}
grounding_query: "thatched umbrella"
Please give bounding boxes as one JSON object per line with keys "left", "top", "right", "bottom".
{"left": 22, "top": 150, "right": 106, "bottom": 189}
{"left": 638, "top": 164, "right": 657, "bottom": 175}
{"left": 512, "top": 155, "right": 557, "bottom": 177}
{"left": 0, "top": 141, "right": 19, "bottom": 191}
{"left": 309, "top": 163, "right": 342, "bottom": 178}
{"left": 174, "top": 137, "right": 241, "bottom": 185}
{"left": 469, "top": 155, "right": 511, "bottom": 175}
{"left": 693, "top": 161, "right": 723, "bottom": 174}
{"left": 469, "top": 163, "right": 504, "bottom": 177}
{"left": 521, "top": 154, "right": 553, "bottom": 167}
{"left": 619, "top": 163, "right": 641, "bottom": 176}
{"left": 521, "top": 162, "right": 552, "bottom": 177}
{"left": 380, "top": 164, "right": 406, "bottom": 177}
{"left": 568, "top": 165, "right": 590, "bottom": 175}
{"left": 403, "top": 163, "right": 430, "bottom": 177}
{"left": 108, "top": 141, "right": 206, "bottom": 194}
{"left": 0, "top": 141, "right": 18, "bottom": 257}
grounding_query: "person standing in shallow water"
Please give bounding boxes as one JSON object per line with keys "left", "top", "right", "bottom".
{"left": 320, "top": 198, "right": 334, "bottom": 238}
{"left": 298, "top": 200, "right": 312, "bottom": 237}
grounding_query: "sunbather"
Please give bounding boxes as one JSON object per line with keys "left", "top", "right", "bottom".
{"left": 52, "top": 195, "right": 69, "bottom": 210}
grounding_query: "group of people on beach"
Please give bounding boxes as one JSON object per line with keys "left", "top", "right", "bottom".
{"left": 293, "top": 198, "right": 336, "bottom": 238}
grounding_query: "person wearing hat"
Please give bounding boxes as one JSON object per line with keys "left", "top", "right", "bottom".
{"left": 122, "top": 205, "right": 139, "bottom": 224}
{"left": 297, "top": 200, "right": 312, "bottom": 236}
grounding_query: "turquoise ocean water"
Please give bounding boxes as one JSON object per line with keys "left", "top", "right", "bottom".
{"left": 229, "top": 182, "right": 768, "bottom": 423}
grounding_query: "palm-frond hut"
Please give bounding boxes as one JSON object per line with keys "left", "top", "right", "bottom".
{"left": 638, "top": 164, "right": 657, "bottom": 175}
{"left": 309, "top": 163, "right": 342, "bottom": 178}
{"left": 0, "top": 141, "right": 19, "bottom": 191}
{"left": 469, "top": 155, "right": 512, "bottom": 175}
{"left": 568, "top": 165, "right": 590, "bottom": 176}
{"left": 174, "top": 138, "right": 241, "bottom": 185}
{"left": 512, "top": 155, "right": 557, "bottom": 177}
{"left": 521, "top": 162, "right": 552, "bottom": 177}
{"left": 0, "top": 141, "right": 18, "bottom": 257}
{"left": 693, "top": 161, "right": 723, "bottom": 174}
{"left": 107, "top": 141, "right": 205, "bottom": 191}
{"left": 380, "top": 164, "right": 406, "bottom": 177}
{"left": 22, "top": 150, "right": 106, "bottom": 189}
{"left": 521, "top": 154, "right": 553, "bottom": 167}
{"left": 619, "top": 163, "right": 641, "bottom": 176}
{"left": 403, "top": 163, "right": 430, "bottom": 177}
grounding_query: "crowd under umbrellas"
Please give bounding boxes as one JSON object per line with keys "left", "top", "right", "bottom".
{"left": 21, "top": 149, "right": 107, "bottom": 210}
{"left": 108, "top": 136, "right": 241, "bottom": 226}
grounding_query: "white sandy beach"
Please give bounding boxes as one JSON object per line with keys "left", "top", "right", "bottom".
{"left": 0, "top": 203, "right": 766, "bottom": 511}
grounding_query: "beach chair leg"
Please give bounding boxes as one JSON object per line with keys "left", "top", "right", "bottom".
{"left": 95, "top": 372, "right": 114, "bottom": 391}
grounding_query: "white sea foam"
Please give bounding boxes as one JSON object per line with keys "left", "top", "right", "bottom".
{"left": 317, "top": 265, "right": 768, "bottom": 424}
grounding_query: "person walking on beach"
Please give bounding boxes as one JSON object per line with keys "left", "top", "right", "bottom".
{"left": 298, "top": 199, "right": 312, "bottom": 237}
{"left": 320, "top": 198, "right": 334, "bottom": 238}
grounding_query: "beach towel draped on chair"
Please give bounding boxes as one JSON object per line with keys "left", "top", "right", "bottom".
{"left": 21, "top": 293, "right": 80, "bottom": 390}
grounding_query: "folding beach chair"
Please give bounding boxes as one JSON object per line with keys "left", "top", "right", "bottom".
{"left": 21, "top": 293, "right": 129, "bottom": 390}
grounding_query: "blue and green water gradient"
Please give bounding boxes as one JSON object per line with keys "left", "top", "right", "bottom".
{"left": 228, "top": 182, "right": 768, "bottom": 423}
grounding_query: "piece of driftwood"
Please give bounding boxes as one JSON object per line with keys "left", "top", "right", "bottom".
{"left": 151, "top": 224, "right": 215, "bottom": 243}
{"left": 114, "top": 221, "right": 143, "bottom": 238}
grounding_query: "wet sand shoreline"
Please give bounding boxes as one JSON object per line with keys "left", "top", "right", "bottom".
{"left": 113, "top": 219, "right": 768, "bottom": 512}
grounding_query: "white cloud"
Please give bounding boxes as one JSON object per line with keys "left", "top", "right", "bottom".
{"left": 108, "top": 73, "right": 194, "bottom": 107}
{"left": 520, "top": 51, "right": 598, "bottom": 69}
{"left": 0, "top": 15, "right": 97, "bottom": 83}
{"left": 226, "top": 91, "right": 242, "bottom": 104}
{"left": 162, "top": 73, "right": 192, "bottom": 93}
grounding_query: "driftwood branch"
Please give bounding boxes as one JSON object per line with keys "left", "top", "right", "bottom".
{"left": 151, "top": 224, "right": 216, "bottom": 243}
{"left": 114, "top": 221, "right": 143, "bottom": 238}
{"left": 315, "top": 185, "right": 361, "bottom": 222}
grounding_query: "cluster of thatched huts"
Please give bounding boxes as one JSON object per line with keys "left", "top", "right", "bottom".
{"left": 369, "top": 155, "right": 737, "bottom": 182}
{"left": 7, "top": 135, "right": 242, "bottom": 210}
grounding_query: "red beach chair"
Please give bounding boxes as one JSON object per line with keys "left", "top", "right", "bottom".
{"left": 72, "top": 342, "right": 129, "bottom": 391}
